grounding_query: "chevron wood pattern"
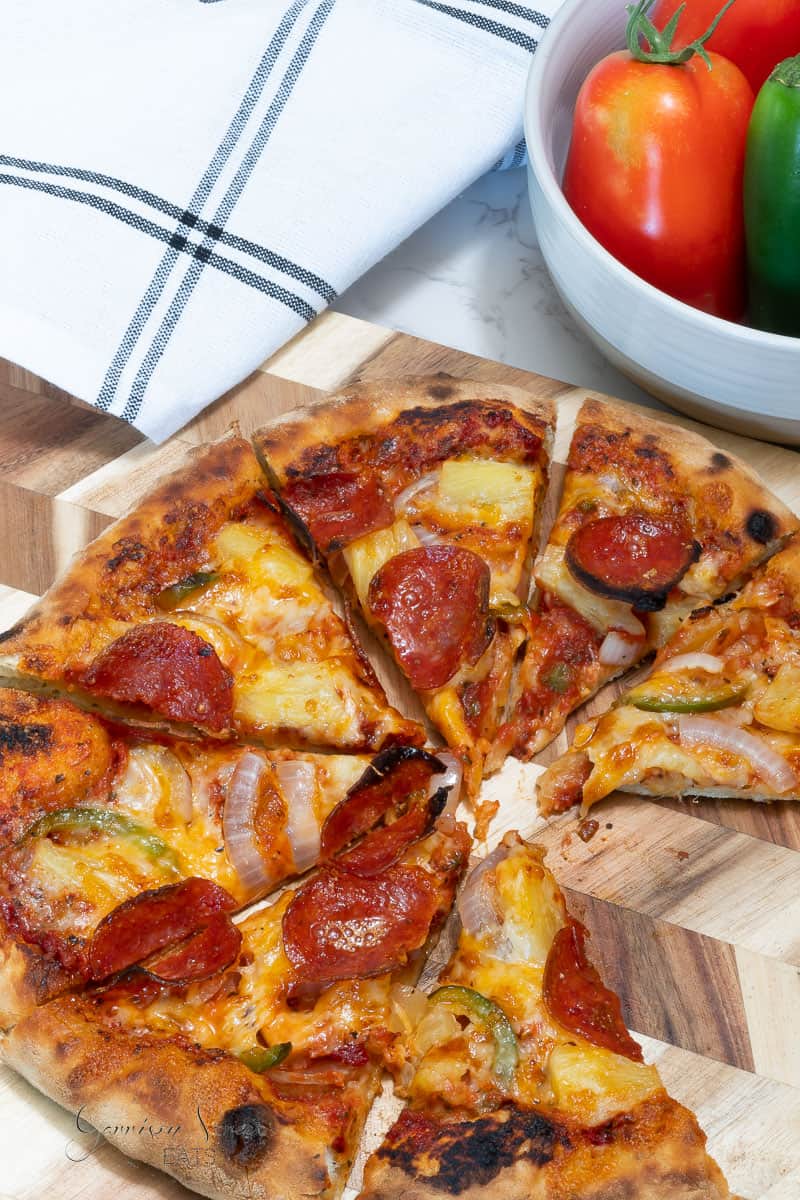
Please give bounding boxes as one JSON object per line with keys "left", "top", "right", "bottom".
{"left": 0, "top": 310, "right": 798, "bottom": 1199}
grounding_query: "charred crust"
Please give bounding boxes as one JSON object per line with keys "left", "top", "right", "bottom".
{"left": 217, "top": 1103, "right": 275, "bottom": 1167}
{"left": 0, "top": 622, "right": 23, "bottom": 644}
{"left": 0, "top": 720, "right": 52, "bottom": 758}
{"left": 380, "top": 1108, "right": 569, "bottom": 1193}
{"left": 106, "top": 538, "right": 147, "bottom": 572}
{"left": 746, "top": 509, "right": 778, "bottom": 545}
{"left": 708, "top": 451, "right": 732, "bottom": 472}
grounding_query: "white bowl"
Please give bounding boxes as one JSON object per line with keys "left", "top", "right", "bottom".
{"left": 524, "top": 0, "right": 800, "bottom": 445}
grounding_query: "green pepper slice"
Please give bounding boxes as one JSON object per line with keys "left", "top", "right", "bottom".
{"left": 490, "top": 600, "right": 529, "bottom": 626}
{"left": 744, "top": 55, "right": 800, "bottom": 336}
{"left": 543, "top": 663, "right": 571, "bottom": 694}
{"left": 22, "top": 808, "right": 183, "bottom": 878}
{"left": 429, "top": 985, "right": 519, "bottom": 1088}
{"left": 237, "top": 1042, "right": 292, "bottom": 1073}
{"left": 626, "top": 679, "right": 746, "bottom": 713}
{"left": 156, "top": 571, "right": 219, "bottom": 612}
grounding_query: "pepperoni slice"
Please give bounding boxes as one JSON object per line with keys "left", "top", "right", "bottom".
{"left": 336, "top": 797, "right": 444, "bottom": 878}
{"left": 565, "top": 513, "right": 700, "bottom": 612}
{"left": 81, "top": 622, "right": 234, "bottom": 732}
{"left": 282, "top": 865, "right": 438, "bottom": 992}
{"left": 141, "top": 912, "right": 242, "bottom": 984}
{"left": 320, "top": 746, "right": 444, "bottom": 859}
{"left": 87, "top": 877, "right": 237, "bottom": 981}
{"left": 282, "top": 471, "right": 393, "bottom": 553}
{"left": 543, "top": 920, "right": 643, "bottom": 1062}
{"left": 368, "top": 545, "right": 494, "bottom": 690}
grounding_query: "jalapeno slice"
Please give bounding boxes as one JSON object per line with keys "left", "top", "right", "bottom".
{"left": 429, "top": 984, "right": 519, "bottom": 1088}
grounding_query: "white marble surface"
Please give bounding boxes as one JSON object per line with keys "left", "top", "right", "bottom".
{"left": 334, "top": 167, "right": 663, "bottom": 410}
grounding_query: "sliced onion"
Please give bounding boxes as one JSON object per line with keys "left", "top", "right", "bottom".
{"left": 275, "top": 760, "right": 320, "bottom": 874}
{"left": 412, "top": 524, "right": 443, "bottom": 547}
{"left": 170, "top": 610, "right": 247, "bottom": 665}
{"left": 660, "top": 652, "right": 723, "bottom": 675}
{"left": 457, "top": 842, "right": 511, "bottom": 937}
{"left": 677, "top": 716, "right": 798, "bottom": 794}
{"left": 223, "top": 751, "right": 271, "bottom": 898}
{"left": 599, "top": 630, "right": 643, "bottom": 668}
{"left": 597, "top": 472, "right": 621, "bottom": 494}
{"left": 122, "top": 745, "right": 193, "bottom": 824}
{"left": 431, "top": 750, "right": 463, "bottom": 815}
{"left": 394, "top": 471, "right": 440, "bottom": 514}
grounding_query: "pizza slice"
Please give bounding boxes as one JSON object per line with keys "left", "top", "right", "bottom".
{"left": 255, "top": 375, "right": 554, "bottom": 804}
{"left": 0, "top": 686, "right": 458, "bottom": 1026}
{"left": 538, "top": 533, "right": 800, "bottom": 816}
{"left": 359, "top": 833, "right": 733, "bottom": 1200}
{"left": 492, "top": 397, "right": 797, "bottom": 763}
{"left": 1, "top": 810, "right": 471, "bottom": 1200}
{"left": 0, "top": 437, "right": 419, "bottom": 752}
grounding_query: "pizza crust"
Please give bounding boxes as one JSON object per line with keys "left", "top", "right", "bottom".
{"left": 255, "top": 374, "right": 556, "bottom": 484}
{"left": 358, "top": 1096, "right": 733, "bottom": 1200}
{"left": 2, "top": 993, "right": 360, "bottom": 1200}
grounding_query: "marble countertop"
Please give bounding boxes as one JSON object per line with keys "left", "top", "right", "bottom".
{"left": 334, "top": 166, "right": 663, "bottom": 411}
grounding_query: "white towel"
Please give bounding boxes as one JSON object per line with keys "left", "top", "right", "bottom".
{"left": 1, "top": 0, "right": 559, "bottom": 441}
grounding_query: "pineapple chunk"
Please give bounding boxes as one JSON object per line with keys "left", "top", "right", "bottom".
{"left": 247, "top": 543, "right": 315, "bottom": 594}
{"left": 343, "top": 519, "right": 420, "bottom": 610}
{"left": 214, "top": 522, "right": 271, "bottom": 564}
{"left": 547, "top": 1041, "right": 660, "bottom": 1125}
{"left": 235, "top": 662, "right": 363, "bottom": 744}
{"left": 753, "top": 664, "right": 800, "bottom": 733}
{"left": 437, "top": 460, "right": 535, "bottom": 525}
{"left": 491, "top": 852, "right": 567, "bottom": 966}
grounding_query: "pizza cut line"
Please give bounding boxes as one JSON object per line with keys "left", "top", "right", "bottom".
{"left": 1, "top": 373, "right": 795, "bottom": 1199}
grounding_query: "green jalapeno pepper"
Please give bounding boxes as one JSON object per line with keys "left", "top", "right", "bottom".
{"left": 429, "top": 985, "right": 519, "bottom": 1088}
{"left": 237, "top": 1042, "right": 292, "bottom": 1073}
{"left": 22, "top": 807, "right": 183, "bottom": 877}
{"left": 156, "top": 572, "right": 219, "bottom": 612}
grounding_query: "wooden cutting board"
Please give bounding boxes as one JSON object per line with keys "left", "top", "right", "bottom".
{"left": 0, "top": 311, "right": 798, "bottom": 1200}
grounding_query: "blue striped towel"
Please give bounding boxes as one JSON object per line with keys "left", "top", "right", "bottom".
{"left": 1, "top": 0, "right": 558, "bottom": 441}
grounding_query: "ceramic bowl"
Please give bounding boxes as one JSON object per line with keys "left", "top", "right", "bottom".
{"left": 524, "top": 0, "right": 800, "bottom": 445}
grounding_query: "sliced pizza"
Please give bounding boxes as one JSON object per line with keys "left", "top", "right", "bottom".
{"left": 1, "top": 811, "right": 471, "bottom": 1200}
{"left": 492, "top": 397, "right": 797, "bottom": 763}
{"left": 359, "top": 833, "right": 732, "bottom": 1200}
{"left": 538, "top": 533, "right": 800, "bottom": 816}
{"left": 0, "top": 437, "right": 419, "bottom": 752}
{"left": 255, "top": 375, "right": 555, "bottom": 804}
{"left": 0, "top": 686, "right": 457, "bottom": 1025}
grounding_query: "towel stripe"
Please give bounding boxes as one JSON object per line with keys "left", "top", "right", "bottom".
{"left": 413, "top": 0, "right": 539, "bottom": 51}
{"left": 96, "top": 0, "right": 313, "bottom": 414}
{"left": 470, "top": 0, "right": 549, "bottom": 28}
{"left": 0, "top": 173, "right": 316, "bottom": 321}
{"left": 122, "top": 0, "right": 335, "bottom": 423}
{"left": 0, "top": 154, "right": 335, "bottom": 302}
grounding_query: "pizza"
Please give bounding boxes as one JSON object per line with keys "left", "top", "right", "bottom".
{"left": 359, "top": 833, "right": 732, "bottom": 1200}
{"left": 0, "top": 437, "right": 419, "bottom": 752}
{"left": 3, "top": 813, "right": 471, "bottom": 1200}
{"left": 0, "top": 685, "right": 458, "bottom": 1028}
{"left": 255, "top": 375, "right": 555, "bottom": 810}
{"left": 491, "top": 397, "right": 797, "bottom": 765}
{"left": 0, "top": 378, "right": 786, "bottom": 1200}
{"left": 538, "top": 533, "right": 800, "bottom": 816}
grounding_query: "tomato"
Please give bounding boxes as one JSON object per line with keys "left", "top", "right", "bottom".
{"left": 563, "top": 4, "right": 753, "bottom": 321}
{"left": 652, "top": 0, "right": 800, "bottom": 93}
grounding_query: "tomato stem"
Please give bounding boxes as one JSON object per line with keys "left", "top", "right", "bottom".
{"left": 626, "top": 0, "right": 738, "bottom": 69}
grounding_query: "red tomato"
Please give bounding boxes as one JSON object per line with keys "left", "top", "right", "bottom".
{"left": 652, "top": 0, "right": 800, "bottom": 93}
{"left": 563, "top": 51, "right": 753, "bottom": 321}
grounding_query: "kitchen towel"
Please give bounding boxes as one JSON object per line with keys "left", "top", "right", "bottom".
{"left": 1, "top": 0, "right": 558, "bottom": 441}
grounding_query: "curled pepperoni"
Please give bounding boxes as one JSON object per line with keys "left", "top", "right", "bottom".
{"left": 336, "top": 790, "right": 447, "bottom": 878}
{"left": 81, "top": 622, "right": 234, "bottom": 732}
{"left": 321, "top": 746, "right": 444, "bottom": 859}
{"left": 141, "top": 912, "right": 242, "bottom": 984}
{"left": 282, "top": 865, "right": 438, "bottom": 993}
{"left": 87, "top": 877, "right": 237, "bottom": 981}
{"left": 543, "top": 920, "right": 643, "bottom": 1062}
{"left": 282, "top": 471, "right": 393, "bottom": 553}
{"left": 565, "top": 513, "right": 700, "bottom": 612}
{"left": 368, "top": 545, "right": 494, "bottom": 690}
